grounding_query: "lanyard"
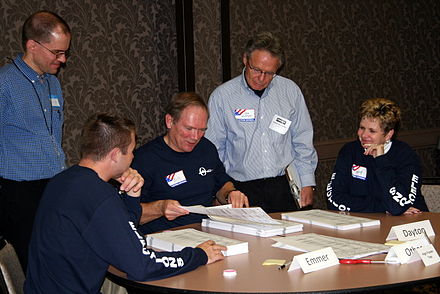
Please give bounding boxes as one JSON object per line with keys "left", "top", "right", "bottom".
{"left": 12, "top": 59, "right": 54, "bottom": 136}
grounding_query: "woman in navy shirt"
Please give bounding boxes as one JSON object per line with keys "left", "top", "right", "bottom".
{"left": 327, "top": 98, "right": 428, "bottom": 215}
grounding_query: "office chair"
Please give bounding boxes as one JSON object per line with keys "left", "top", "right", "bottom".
{"left": 421, "top": 177, "right": 440, "bottom": 213}
{"left": 101, "top": 277, "right": 128, "bottom": 294}
{"left": 0, "top": 239, "right": 25, "bottom": 294}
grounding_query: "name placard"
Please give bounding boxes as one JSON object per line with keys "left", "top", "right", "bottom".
{"left": 386, "top": 220, "right": 435, "bottom": 241}
{"left": 385, "top": 237, "right": 430, "bottom": 264}
{"left": 288, "top": 247, "right": 339, "bottom": 273}
{"left": 417, "top": 244, "right": 440, "bottom": 267}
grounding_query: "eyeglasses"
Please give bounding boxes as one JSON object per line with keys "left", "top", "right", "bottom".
{"left": 247, "top": 61, "right": 277, "bottom": 78}
{"left": 34, "top": 40, "right": 70, "bottom": 59}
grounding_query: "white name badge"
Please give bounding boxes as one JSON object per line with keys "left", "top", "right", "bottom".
{"left": 386, "top": 220, "right": 435, "bottom": 241}
{"left": 165, "top": 170, "right": 187, "bottom": 187}
{"left": 234, "top": 109, "right": 255, "bottom": 121}
{"left": 51, "top": 98, "right": 61, "bottom": 107}
{"left": 288, "top": 247, "right": 339, "bottom": 273}
{"left": 269, "top": 115, "right": 291, "bottom": 135}
{"left": 351, "top": 164, "right": 367, "bottom": 180}
{"left": 417, "top": 244, "right": 440, "bottom": 266}
{"left": 385, "top": 237, "right": 430, "bottom": 264}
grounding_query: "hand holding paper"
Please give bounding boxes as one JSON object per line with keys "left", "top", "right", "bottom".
{"left": 181, "top": 205, "right": 280, "bottom": 225}
{"left": 227, "top": 190, "right": 250, "bottom": 208}
{"left": 161, "top": 200, "right": 189, "bottom": 220}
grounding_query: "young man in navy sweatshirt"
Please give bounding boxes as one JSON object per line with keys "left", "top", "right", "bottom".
{"left": 25, "top": 113, "right": 226, "bottom": 294}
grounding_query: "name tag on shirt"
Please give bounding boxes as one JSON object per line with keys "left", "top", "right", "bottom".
{"left": 165, "top": 170, "right": 187, "bottom": 187}
{"left": 352, "top": 164, "right": 367, "bottom": 180}
{"left": 234, "top": 109, "right": 255, "bottom": 121}
{"left": 50, "top": 95, "right": 61, "bottom": 108}
{"left": 269, "top": 115, "right": 291, "bottom": 135}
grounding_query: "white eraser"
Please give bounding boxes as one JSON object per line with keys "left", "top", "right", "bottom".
{"left": 223, "top": 269, "right": 237, "bottom": 277}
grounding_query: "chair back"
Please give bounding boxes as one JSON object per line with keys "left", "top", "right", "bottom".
{"left": 421, "top": 177, "right": 440, "bottom": 213}
{"left": 0, "top": 240, "right": 25, "bottom": 294}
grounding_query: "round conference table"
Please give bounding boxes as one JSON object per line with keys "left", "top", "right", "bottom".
{"left": 107, "top": 211, "right": 440, "bottom": 293}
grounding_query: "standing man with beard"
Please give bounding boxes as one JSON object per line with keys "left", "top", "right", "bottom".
{"left": 0, "top": 10, "right": 71, "bottom": 270}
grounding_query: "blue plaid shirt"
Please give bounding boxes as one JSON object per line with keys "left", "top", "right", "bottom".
{"left": 0, "top": 54, "right": 66, "bottom": 181}
{"left": 206, "top": 69, "right": 317, "bottom": 187}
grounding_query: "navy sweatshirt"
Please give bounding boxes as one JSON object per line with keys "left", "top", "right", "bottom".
{"left": 327, "top": 140, "right": 428, "bottom": 215}
{"left": 132, "top": 136, "right": 230, "bottom": 233}
{"left": 25, "top": 165, "right": 207, "bottom": 294}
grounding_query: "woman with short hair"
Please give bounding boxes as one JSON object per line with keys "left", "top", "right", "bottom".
{"left": 327, "top": 98, "right": 428, "bottom": 215}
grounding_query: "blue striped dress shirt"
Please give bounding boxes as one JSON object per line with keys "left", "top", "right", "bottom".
{"left": 205, "top": 70, "right": 317, "bottom": 187}
{"left": 0, "top": 54, "right": 66, "bottom": 181}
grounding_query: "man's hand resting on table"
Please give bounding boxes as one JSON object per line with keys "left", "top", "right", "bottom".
{"left": 197, "top": 240, "right": 227, "bottom": 264}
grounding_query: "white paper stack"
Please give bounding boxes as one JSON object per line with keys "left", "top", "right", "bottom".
{"left": 202, "top": 217, "right": 303, "bottom": 237}
{"left": 181, "top": 204, "right": 303, "bottom": 237}
{"left": 282, "top": 209, "right": 380, "bottom": 230}
{"left": 146, "top": 228, "right": 248, "bottom": 256}
{"left": 272, "top": 233, "right": 390, "bottom": 259}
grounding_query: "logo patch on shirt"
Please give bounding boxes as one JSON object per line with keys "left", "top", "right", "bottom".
{"left": 165, "top": 170, "right": 187, "bottom": 187}
{"left": 352, "top": 164, "right": 367, "bottom": 180}
{"left": 198, "top": 167, "right": 213, "bottom": 176}
{"left": 234, "top": 109, "right": 255, "bottom": 121}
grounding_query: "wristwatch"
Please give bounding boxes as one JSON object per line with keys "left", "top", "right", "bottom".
{"left": 225, "top": 189, "right": 237, "bottom": 203}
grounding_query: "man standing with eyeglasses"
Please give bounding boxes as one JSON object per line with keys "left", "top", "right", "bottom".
{"left": 205, "top": 32, "right": 317, "bottom": 213}
{"left": 0, "top": 10, "right": 71, "bottom": 270}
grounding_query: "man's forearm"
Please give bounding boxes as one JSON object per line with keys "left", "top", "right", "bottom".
{"left": 215, "top": 181, "right": 236, "bottom": 204}
{"left": 139, "top": 201, "right": 165, "bottom": 225}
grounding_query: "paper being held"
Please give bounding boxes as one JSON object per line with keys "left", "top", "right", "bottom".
{"left": 180, "top": 205, "right": 211, "bottom": 214}
{"left": 180, "top": 204, "right": 233, "bottom": 214}
{"left": 180, "top": 204, "right": 280, "bottom": 225}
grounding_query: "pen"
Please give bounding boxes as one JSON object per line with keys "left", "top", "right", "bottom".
{"left": 339, "top": 259, "right": 386, "bottom": 264}
{"left": 278, "top": 261, "right": 292, "bottom": 270}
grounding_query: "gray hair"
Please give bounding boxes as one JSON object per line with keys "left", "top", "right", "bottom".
{"left": 244, "top": 31, "right": 285, "bottom": 67}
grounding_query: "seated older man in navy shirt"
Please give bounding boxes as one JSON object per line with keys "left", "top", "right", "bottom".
{"left": 132, "top": 92, "right": 249, "bottom": 234}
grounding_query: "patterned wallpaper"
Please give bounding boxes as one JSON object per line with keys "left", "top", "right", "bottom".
{"left": 228, "top": 0, "right": 440, "bottom": 141}
{"left": 0, "top": 0, "right": 178, "bottom": 165}
{"left": 218, "top": 0, "right": 439, "bottom": 207}
{"left": 1, "top": 0, "right": 438, "bottom": 208}
{"left": 193, "top": 0, "right": 223, "bottom": 102}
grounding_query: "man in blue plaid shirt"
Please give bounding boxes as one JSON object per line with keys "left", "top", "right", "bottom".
{"left": 0, "top": 10, "right": 71, "bottom": 270}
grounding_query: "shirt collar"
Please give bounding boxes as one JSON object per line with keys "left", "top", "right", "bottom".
{"left": 14, "top": 53, "right": 48, "bottom": 82}
{"left": 240, "top": 67, "right": 275, "bottom": 97}
{"left": 384, "top": 141, "right": 392, "bottom": 154}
